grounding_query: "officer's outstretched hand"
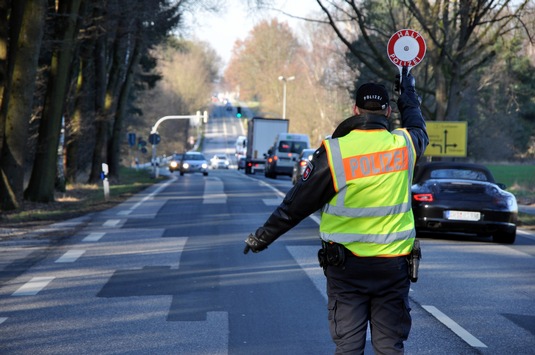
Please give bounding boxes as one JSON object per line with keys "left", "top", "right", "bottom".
{"left": 244, "top": 233, "right": 269, "bottom": 254}
{"left": 400, "top": 66, "right": 416, "bottom": 94}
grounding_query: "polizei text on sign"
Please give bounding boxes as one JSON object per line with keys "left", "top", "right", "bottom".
{"left": 387, "top": 29, "right": 426, "bottom": 68}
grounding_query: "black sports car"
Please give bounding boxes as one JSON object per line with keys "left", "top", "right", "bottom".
{"left": 411, "top": 162, "right": 518, "bottom": 244}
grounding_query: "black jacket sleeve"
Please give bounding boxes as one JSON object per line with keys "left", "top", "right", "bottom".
{"left": 251, "top": 146, "right": 336, "bottom": 245}
{"left": 397, "top": 86, "right": 429, "bottom": 159}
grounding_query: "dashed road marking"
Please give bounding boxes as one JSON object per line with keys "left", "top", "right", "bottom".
{"left": 0, "top": 317, "right": 7, "bottom": 325}
{"left": 263, "top": 198, "right": 282, "bottom": 206}
{"left": 103, "top": 219, "right": 121, "bottom": 227}
{"left": 204, "top": 177, "right": 227, "bottom": 204}
{"left": 83, "top": 232, "right": 105, "bottom": 242}
{"left": 422, "top": 305, "right": 487, "bottom": 348}
{"left": 116, "top": 176, "right": 176, "bottom": 216}
{"left": 12, "top": 277, "right": 55, "bottom": 296}
{"left": 55, "top": 250, "right": 86, "bottom": 263}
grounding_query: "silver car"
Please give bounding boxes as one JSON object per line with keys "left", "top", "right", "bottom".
{"left": 179, "top": 152, "right": 209, "bottom": 176}
{"left": 210, "top": 154, "right": 230, "bottom": 169}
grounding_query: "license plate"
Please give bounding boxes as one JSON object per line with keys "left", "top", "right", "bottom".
{"left": 444, "top": 210, "right": 481, "bottom": 221}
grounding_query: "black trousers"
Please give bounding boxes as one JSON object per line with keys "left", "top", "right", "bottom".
{"left": 325, "top": 254, "right": 412, "bottom": 355}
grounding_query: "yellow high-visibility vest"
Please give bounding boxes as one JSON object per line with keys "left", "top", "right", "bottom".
{"left": 321, "top": 128, "right": 417, "bottom": 257}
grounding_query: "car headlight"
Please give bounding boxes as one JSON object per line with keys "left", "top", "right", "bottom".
{"left": 183, "top": 162, "right": 190, "bottom": 169}
{"left": 170, "top": 161, "right": 178, "bottom": 168}
{"left": 202, "top": 163, "right": 208, "bottom": 169}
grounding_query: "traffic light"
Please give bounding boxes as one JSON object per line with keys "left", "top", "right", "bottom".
{"left": 236, "top": 106, "right": 242, "bottom": 118}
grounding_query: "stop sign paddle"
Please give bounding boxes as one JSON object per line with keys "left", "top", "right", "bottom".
{"left": 387, "top": 29, "right": 426, "bottom": 79}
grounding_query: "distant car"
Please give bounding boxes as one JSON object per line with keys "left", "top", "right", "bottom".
{"left": 411, "top": 162, "right": 518, "bottom": 243}
{"left": 237, "top": 157, "right": 246, "bottom": 170}
{"left": 168, "top": 153, "right": 183, "bottom": 173}
{"left": 291, "top": 148, "right": 316, "bottom": 185}
{"left": 179, "top": 152, "right": 209, "bottom": 176}
{"left": 210, "top": 154, "right": 230, "bottom": 169}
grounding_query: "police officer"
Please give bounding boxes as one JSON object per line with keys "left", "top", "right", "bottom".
{"left": 244, "top": 66, "right": 428, "bottom": 354}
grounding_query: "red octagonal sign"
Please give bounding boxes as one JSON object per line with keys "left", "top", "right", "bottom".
{"left": 387, "top": 29, "right": 426, "bottom": 68}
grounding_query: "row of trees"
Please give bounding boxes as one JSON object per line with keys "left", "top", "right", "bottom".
{"left": 0, "top": 0, "right": 193, "bottom": 210}
{"left": 1, "top": 0, "right": 534, "bottom": 212}
{"left": 226, "top": 0, "right": 534, "bottom": 157}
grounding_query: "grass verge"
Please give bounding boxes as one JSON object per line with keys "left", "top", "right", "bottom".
{"left": 1, "top": 167, "right": 166, "bottom": 228}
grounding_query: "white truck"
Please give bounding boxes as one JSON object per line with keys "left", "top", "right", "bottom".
{"left": 245, "top": 117, "right": 289, "bottom": 174}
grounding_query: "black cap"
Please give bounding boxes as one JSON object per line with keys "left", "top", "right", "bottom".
{"left": 355, "top": 83, "right": 389, "bottom": 111}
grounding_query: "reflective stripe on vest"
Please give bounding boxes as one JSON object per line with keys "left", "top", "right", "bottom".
{"left": 320, "top": 129, "right": 417, "bottom": 256}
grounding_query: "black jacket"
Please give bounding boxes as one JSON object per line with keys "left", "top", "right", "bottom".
{"left": 252, "top": 89, "right": 429, "bottom": 246}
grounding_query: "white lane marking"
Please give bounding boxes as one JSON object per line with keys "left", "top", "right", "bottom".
{"left": 0, "top": 317, "right": 7, "bottom": 325}
{"left": 263, "top": 198, "right": 282, "bottom": 206}
{"left": 247, "top": 176, "right": 322, "bottom": 224}
{"left": 422, "top": 305, "right": 487, "bottom": 348}
{"left": 256, "top": 179, "right": 285, "bottom": 198}
{"left": 117, "top": 176, "right": 176, "bottom": 215}
{"left": 12, "top": 277, "right": 55, "bottom": 296}
{"left": 287, "top": 246, "right": 326, "bottom": 301}
{"left": 103, "top": 219, "right": 121, "bottom": 227}
{"left": 83, "top": 232, "right": 105, "bottom": 242}
{"left": 55, "top": 250, "right": 85, "bottom": 263}
{"left": 204, "top": 177, "right": 227, "bottom": 204}
{"left": 170, "top": 237, "right": 188, "bottom": 270}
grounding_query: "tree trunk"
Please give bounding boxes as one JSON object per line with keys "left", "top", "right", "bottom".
{"left": 88, "top": 3, "right": 109, "bottom": 184}
{"left": 66, "top": 0, "right": 97, "bottom": 183}
{"left": 90, "top": 3, "right": 129, "bottom": 182}
{"left": 24, "top": 0, "right": 82, "bottom": 202}
{"left": 0, "top": 0, "right": 46, "bottom": 210}
{"left": 108, "top": 35, "right": 141, "bottom": 180}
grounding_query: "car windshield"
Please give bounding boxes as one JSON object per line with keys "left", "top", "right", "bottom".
{"left": 278, "top": 141, "right": 308, "bottom": 154}
{"left": 430, "top": 168, "right": 489, "bottom": 182}
{"left": 184, "top": 154, "right": 205, "bottom": 161}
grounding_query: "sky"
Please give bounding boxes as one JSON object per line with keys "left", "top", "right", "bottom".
{"left": 183, "top": 0, "right": 320, "bottom": 68}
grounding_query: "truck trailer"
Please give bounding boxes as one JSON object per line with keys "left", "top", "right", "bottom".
{"left": 245, "top": 117, "right": 289, "bottom": 174}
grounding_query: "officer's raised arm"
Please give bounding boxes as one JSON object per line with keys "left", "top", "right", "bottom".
{"left": 397, "top": 66, "right": 429, "bottom": 159}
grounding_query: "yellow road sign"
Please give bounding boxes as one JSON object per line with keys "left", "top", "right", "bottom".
{"left": 424, "top": 121, "right": 467, "bottom": 157}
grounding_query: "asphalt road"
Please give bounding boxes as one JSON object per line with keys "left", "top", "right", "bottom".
{"left": 0, "top": 110, "right": 533, "bottom": 354}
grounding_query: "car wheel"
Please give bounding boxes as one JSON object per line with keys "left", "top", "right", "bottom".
{"left": 492, "top": 229, "right": 516, "bottom": 244}
{"left": 203, "top": 172, "right": 208, "bottom": 176}
{"left": 180, "top": 171, "right": 184, "bottom": 176}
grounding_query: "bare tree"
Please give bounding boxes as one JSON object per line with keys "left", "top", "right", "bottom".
{"left": 314, "top": 0, "right": 533, "bottom": 122}
{"left": 134, "top": 38, "right": 219, "bottom": 156}
{"left": 225, "top": 19, "right": 303, "bottom": 118}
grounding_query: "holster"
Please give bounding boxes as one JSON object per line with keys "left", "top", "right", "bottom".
{"left": 408, "top": 239, "right": 422, "bottom": 282}
{"left": 318, "top": 241, "right": 346, "bottom": 270}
